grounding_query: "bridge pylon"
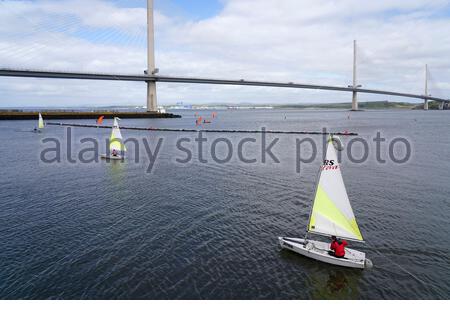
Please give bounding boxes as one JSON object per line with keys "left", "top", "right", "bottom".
{"left": 351, "top": 40, "right": 359, "bottom": 111}
{"left": 146, "top": 0, "right": 157, "bottom": 112}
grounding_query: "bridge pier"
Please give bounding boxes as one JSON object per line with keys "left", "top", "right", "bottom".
{"left": 147, "top": 0, "right": 157, "bottom": 112}
{"left": 147, "top": 82, "right": 157, "bottom": 112}
{"left": 424, "top": 64, "right": 429, "bottom": 110}
{"left": 352, "top": 91, "right": 358, "bottom": 111}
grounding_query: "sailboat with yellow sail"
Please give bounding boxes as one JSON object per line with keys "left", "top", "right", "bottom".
{"left": 278, "top": 135, "right": 372, "bottom": 269}
{"left": 33, "top": 113, "right": 44, "bottom": 132}
{"left": 101, "top": 117, "right": 126, "bottom": 160}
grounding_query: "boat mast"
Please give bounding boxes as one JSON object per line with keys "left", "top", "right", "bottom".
{"left": 305, "top": 135, "right": 332, "bottom": 239}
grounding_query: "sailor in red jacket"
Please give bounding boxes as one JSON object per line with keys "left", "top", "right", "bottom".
{"left": 330, "top": 236, "right": 348, "bottom": 258}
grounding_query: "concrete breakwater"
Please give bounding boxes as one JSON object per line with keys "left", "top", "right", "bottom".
{"left": 0, "top": 110, "right": 181, "bottom": 120}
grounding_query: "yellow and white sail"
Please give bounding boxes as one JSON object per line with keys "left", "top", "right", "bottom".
{"left": 109, "top": 117, "right": 126, "bottom": 153}
{"left": 38, "top": 113, "right": 44, "bottom": 129}
{"left": 307, "top": 136, "right": 363, "bottom": 241}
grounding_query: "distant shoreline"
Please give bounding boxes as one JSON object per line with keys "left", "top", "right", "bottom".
{"left": 0, "top": 100, "right": 447, "bottom": 113}
{"left": 167, "top": 100, "right": 446, "bottom": 110}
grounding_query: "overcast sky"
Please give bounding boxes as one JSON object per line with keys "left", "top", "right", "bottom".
{"left": 0, "top": 0, "right": 449, "bottom": 107}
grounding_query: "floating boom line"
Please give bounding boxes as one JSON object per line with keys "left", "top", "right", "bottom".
{"left": 46, "top": 122, "right": 358, "bottom": 136}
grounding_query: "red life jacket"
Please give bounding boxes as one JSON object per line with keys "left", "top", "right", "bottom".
{"left": 330, "top": 240, "right": 348, "bottom": 257}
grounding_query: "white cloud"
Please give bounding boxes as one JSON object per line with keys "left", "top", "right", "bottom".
{"left": 0, "top": 0, "right": 449, "bottom": 107}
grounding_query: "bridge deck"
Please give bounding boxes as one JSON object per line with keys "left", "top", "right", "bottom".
{"left": 0, "top": 68, "right": 448, "bottom": 103}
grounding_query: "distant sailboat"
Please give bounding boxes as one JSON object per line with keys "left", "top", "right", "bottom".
{"left": 97, "top": 115, "right": 104, "bottom": 125}
{"left": 101, "top": 117, "right": 126, "bottom": 160}
{"left": 38, "top": 113, "right": 44, "bottom": 129}
{"left": 278, "top": 135, "right": 372, "bottom": 269}
{"left": 33, "top": 113, "right": 44, "bottom": 132}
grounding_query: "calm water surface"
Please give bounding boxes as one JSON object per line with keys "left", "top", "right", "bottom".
{"left": 0, "top": 109, "right": 449, "bottom": 299}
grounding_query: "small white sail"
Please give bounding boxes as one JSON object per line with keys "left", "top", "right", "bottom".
{"left": 109, "top": 117, "right": 126, "bottom": 154}
{"left": 307, "top": 136, "right": 363, "bottom": 241}
{"left": 38, "top": 113, "right": 44, "bottom": 129}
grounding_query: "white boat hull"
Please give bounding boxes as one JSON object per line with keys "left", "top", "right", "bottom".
{"left": 100, "top": 154, "right": 124, "bottom": 160}
{"left": 278, "top": 237, "right": 372, "bottom": 269}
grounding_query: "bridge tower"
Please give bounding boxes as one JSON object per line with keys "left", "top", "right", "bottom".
{"left": 146, "top": 0, "right": 157, "bottom": 112}
{"left": 351, "top": 40, "right": 358, "bottom": 111}
{"left": 424, "top": 64, "right": 429, "bottom": 110}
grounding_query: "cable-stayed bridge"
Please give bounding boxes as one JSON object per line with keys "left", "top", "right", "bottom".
{"left": 0, "top": 0, "right": 448, "bottom": 111}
